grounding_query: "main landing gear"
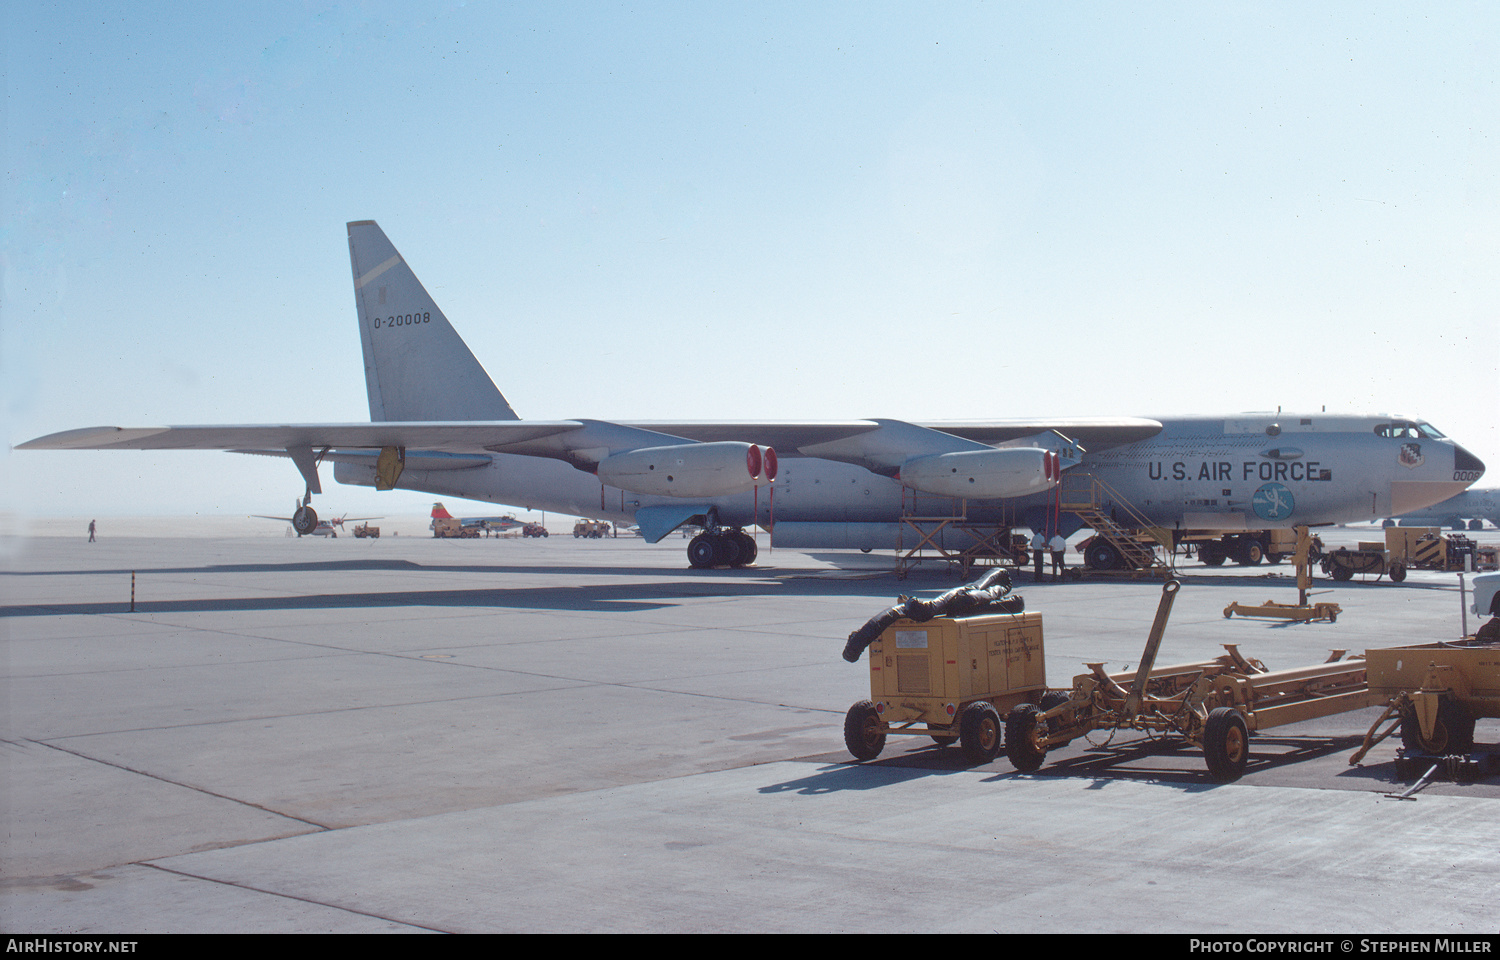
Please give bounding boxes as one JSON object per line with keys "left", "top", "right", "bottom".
{"left": 290, "top": 491, "right": 318, "bottom": 537}
{"left": 686, "top": 514, "right": 760, "bottom": 569}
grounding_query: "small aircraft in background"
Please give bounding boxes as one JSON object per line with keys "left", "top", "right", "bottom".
{"left": 429, "top": 502, "right": 522, "bottom": 537}
{"left": 254, "top": 507, "right": 381, "bottom": 537}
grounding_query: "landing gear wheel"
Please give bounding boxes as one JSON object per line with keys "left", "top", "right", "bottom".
{"left": 732, "top": 531, "right": 758, "bottom": 567}
{"left": 843, "top": 700, "right": 886, "bottom": 761}
{"left": 292, "top": 505, "right": 318, "bottom": 536}
{"left": 959, "top": 701, "right": 1003, "bottom": 764}
{"left": 1004, "top": 703, "right": 1048, "bottom": 772}
{"left": 1399, "top": 697, "right": 1474, "bottom": 755}
{"left": 1085, "top": 540, "right": 1123, "bottom": 571}
{"left": 712, "top": 534, "right": 742, "bottom": 568}
{"left": 687, "top": 534, "right": 717, "bottom": 569}
{"left": 1203, "top": 707, "right": 1250, "bottom": 782}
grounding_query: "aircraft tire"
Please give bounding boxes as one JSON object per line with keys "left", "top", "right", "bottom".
{"left": 292, "top": 505, "right": 318, "bottom": 536}
{"left": 1085, "top": 540, "right": 1123, "bottom": 571}
{"left": 844, "top": 701, "right": 886, "bottom": 761}
{"left": 732, "top": 531, "right": 757, "bottom": 567}
{"left": 712, "top": 534, "right": 742, "bottom": 568}
{"left": 959, "top": 701, "right": 1003, "bottom": 765}
{"left": 1203, "top": 707, "right": 1250, "bottom": 782}
{"left": 687, "top": 534, "right": 717, "bottom": 569}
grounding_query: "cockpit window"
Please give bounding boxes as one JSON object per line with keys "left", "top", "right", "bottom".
{"left": 1375, "top": 421, "right": 1433, "bottom": 440}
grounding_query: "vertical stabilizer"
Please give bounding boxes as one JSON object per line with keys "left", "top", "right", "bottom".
{"left": 348, "top": 220, "right": 519, "bottom": 422}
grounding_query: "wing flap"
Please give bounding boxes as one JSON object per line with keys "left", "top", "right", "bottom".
{"left": 233, "top": 448, "right": 493, "bottom": 472}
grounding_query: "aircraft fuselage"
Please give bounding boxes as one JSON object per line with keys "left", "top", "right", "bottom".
{"left": 333, "top": 412, "right": 1482, "bottom": 548}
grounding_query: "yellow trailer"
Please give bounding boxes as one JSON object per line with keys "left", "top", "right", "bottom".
{"left": 1351, "top": 639, "right": 1500, "bottom": 758}
{"left": 844, "top": 610, "right": 1055, "bottom": 764}
{"left": 1005, "top": 581, "right": 1376, "bottom": 782}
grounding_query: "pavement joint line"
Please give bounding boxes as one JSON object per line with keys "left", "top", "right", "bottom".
{"left": 138, "top": 862, "right": 450, "bottom": 933}
{"left": 20, "top": 738, "right": 333, "bottom": 831}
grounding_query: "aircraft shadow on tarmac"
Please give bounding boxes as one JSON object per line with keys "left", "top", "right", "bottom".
{"left": 0, "top": 562, "right": 915, "bottom": 618}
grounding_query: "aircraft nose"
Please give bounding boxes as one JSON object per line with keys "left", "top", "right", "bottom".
{"left": 1455, "top": 443, "right": 1486, "bottom": 482}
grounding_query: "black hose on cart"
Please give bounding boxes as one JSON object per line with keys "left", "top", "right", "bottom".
{"left": 842, "top": 568, "right": 1024, "bottom": 663}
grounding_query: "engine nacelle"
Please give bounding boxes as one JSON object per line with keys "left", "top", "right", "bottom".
{"left": 597, "top": 442, "right": 775, "bottom": 498}
{"left": 897, "top": 447, "right": 1056, "bottom": 499}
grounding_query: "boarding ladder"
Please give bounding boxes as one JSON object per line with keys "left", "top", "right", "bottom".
{"left": 1058, "top": 472, "right": 1175, "bottom": 577}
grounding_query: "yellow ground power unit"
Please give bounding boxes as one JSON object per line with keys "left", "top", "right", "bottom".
{"left": 844, "top": 611, "right": 1053, "bottom": 764}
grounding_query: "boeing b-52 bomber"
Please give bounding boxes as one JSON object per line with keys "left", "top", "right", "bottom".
{"left": 19, "top": 221, "right": 1486, "bottom": 569}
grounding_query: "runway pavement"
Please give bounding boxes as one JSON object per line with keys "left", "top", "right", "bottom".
{"left": 3, "top": 527, "right": 1497, "bottom": 933}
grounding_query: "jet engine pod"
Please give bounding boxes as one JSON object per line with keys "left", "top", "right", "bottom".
{"left": 897, "top": 447, "right": 1055, "bottom": 499}
{"left": 598, "top": 442, "right": 777, "bottom": 498}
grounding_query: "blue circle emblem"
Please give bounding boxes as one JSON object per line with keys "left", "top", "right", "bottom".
{"left": 1252, "top": 483, "right": 1295, "bottom": 522}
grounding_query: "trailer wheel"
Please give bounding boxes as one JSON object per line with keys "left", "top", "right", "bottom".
{"left": 1330, "top": 563, "right": 1353, "bottom": 582}
{"left": 1389, "top": 563, "right": 1406, "bottom": 583}
{"left": 1005, "top": 703, "right": 1049, "bottom": 772}
{"left": 1037, "top": 690, "right": 1075, "bottom": 746}
{"left": 1039, "top": 690, "right": 1070, "bottom": 711}
{"left": 1203, "top": 707, "right": 1250, "bottom": 782}
{"left": 959, "top": 701, "right": 1003, "bottom": 764}
{"left": 843, "top": 701, "right": 886, "bottom": 761}
{"left": 1399, "top": 697, "right": 1474, "bottom": 755}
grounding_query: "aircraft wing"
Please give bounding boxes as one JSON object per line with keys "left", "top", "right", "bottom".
{"left": 19, "top": 417, "right": 1162, "bottom": 463}
{"left": 23, "top": 414, "right": 1164, "bottom": 492}
{"left": 15, "top": 422, "right": 586, "bottom": 453}
{"left": 634, "top": 418, "right": 1163, "bottom": 454}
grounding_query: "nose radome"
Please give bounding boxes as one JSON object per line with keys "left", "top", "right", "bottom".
{"left": 1455, "top": 443, "right": 1486, "bottom": 482}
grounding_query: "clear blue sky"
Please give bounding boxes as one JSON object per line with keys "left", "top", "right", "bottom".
{"left": 4, "top": 1, "right": 1497, "bottom": 519}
